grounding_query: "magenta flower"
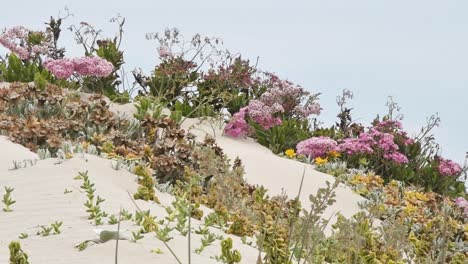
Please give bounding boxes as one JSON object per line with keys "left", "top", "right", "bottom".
{"left": 438, "top": 158, "right": 462, "bottom": 177}
{"left": 296, "top": 136, "right": 338, "bottom": 159}
{"left": 43, "top": 57, "right": 114, "bottom": 79}
{"left": 224, "top": 107, "right": 250, "bottom": 137}
{"left": 337, "top": 122, "right": 409, "bottom": 164}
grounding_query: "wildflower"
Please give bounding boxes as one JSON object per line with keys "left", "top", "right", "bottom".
{"left": 314, "top": 157, "right": 328, "bottom": 165}
{"left": 0, "top": 26, "right": 51, "bottom": 60}
{"left": 328, "top": 150, "right": 341, "bottom": 158}
{"left": 438, "top": 158, "right": 462, "bottom": 177}
{"left": 296, "top": 136, "right": 338, "bottom": 159}
{"left": 454, "top": 197, "right": 468, "bottom": 217}
{"left": 224, "top": 107, "right": 250, "bottom": 137}
{"left": 43, "top": 57, "right": 114, "bottom": 79}
{"left": 285, "top": 149, "right": 296, "bottom": 158}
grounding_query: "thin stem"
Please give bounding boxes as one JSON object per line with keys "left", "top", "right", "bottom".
{"left": 114, "top": 206, "right": 122, "bottom": 264}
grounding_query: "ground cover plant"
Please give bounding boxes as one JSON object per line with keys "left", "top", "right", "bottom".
{"left": 1, "top": 14, "right": 467, "bottom": 263}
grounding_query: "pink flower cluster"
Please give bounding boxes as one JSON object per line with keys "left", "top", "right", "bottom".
{"left": 224, "top": 74, "right": 321, "bottom": 137}
{"left": 247, "top": 100, "right": 283, "bottom": 130}
{"left": 224, "top": 107, "right": 250, "bottom": 137}
{"left": 338, "top": 127, "right": 409, "bottom": 164}
{"left": 261, "top": 74, "right": 321, "bottom": 118}
{"left": 438, "top": 158, "right": 462, "bottom": 177}
{"left": 43, "top": 57, "right": 114, "bottom": 79}
{"left": 0, "top": 26, "right": 50, "bottom": 60}
{"left": 296, "top": 136, "right": 338, "bottom": 158}
{"left": 224, "top": 99, "right": 283, "bottom": 137}
{"left": 454, "top": 197, "right": 468, "bottom": 217}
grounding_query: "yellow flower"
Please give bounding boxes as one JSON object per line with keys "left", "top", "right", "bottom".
{"left": 314, "top": 157, "right": 328, "bottom": 165}
{"left": 328, "top": 150, "right": 341, "bottom": 158}
{"left": 65, "top": 152, "right": 74, "bottom": 159}
{"left": 285, "top": 149, "right": 296, "bottom": 158}
{"left": 404, "top": 191, "right": 429, "bottom": 204}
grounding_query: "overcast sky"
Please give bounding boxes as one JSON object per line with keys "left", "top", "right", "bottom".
{"left": 2, "top": 0, "right": 467, "bottom": 165}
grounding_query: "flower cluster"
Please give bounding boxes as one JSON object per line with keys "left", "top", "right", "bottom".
{"left": 224, "top": 74, "right": 321, "bottom": 137}
{"left": 247, "top": 100, "right": 283, "bottom": 130}
{"left": 261, "top": 74, "right": 321, "bottom": 118}
{"left": 296, "top": 136, "right": 338, "bottom": 159}
{"left": 224, "top": 99, "right": 283, "bottom": 137}
{"left": 338, "top": 123, "right": 409, "bottom": 164}
{"left": 0, "top": 26, "right": 50, "bottom": 60}
{"left": 454, "top": 197, "right": 468, "bottom": 217}
{"left": 438, "top": 158, "right": 462, "bottom": 177}
{"left": 43, "top": 57, "right": 114, "bottom": 79}
{"left": 224, "top": 107, "right": 250, "bottom": 137}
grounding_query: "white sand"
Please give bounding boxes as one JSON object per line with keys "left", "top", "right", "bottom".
{"left": 0, "top": 137, "right": 259, "bottom": 263}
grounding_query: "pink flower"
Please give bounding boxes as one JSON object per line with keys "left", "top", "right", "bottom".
{"left": 383, "top": 152, "right": 409, "bottom": 164}
{"left": 260, "top": 74, "right": 321, "bottom": 118}
{"left": 224, "top": 107, "right": 250, "bottom": 137}
{"left": 0, "top": 26, "right": 51, "bottom": 60}
{"left": 247, "top": 100, "right": 283, "bottom": 130}
{"left": 296, "top": 136, "right": 338, "bottom": 159}
{"left": 454, "top": 197, "right": 468, "bottom": 217}
{"left": 43, "top": 57, "right": 113, "bottom": 79}
{"left": 337, "top": 122, "right": 409, "bottom": 164}
{"left": 438, "top": 158, "right": 462, "bottom": 177}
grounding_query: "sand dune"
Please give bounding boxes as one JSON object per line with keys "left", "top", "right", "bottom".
{"left": 0, "top": 98, "right": 366, "bottom": 262}
{"left": 0, "top": 137, "right": 259, "bottom": 263}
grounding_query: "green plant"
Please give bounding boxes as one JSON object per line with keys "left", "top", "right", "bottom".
{"left": 75, "top": 241, "right": 89, "bottom": 251}
{"left": 252, "top": 118, "right": 312, "bottom": 154}
{"left": 9, "top": 241, "right": 29, "bottom": 264}
{"left": 33, "top": 72, "right": 48, "bottom": 91}
{"left": 151, "top": 248, "right": 163, "bottom": 254}
{"left": 217, "top": 237, "right": 242, "bottom": 264}
{"left": 51, "top": 221, "right": 63, "bottom": 234}
{"left": 2, "top": 186, "right": 16, "bottom": 212}
{"left": 156, "top": 225, "right": 174, "bottom": 242}
{"left": 18, "top": 233, "right": 28, "bottom": 239}
{"left": 0, "top": 53, "right": 51, "bottom": 83}
{"left": 195, "top": 226, "right": 210, "bottom": 235}
{"left": 37, "top": 226, "right": 53, "bottom": 237}
{"left": 64, "top": 189, "right": 73, "bottom": 194}
{"left": 195, "top": 232, "right": 216, "bottom": 254}
{"left": 121, "top": 209, "right": 133, "bottom": 221}
{"left": 134, "top": 210, "right": 158, "bottom": 233}
{"left": 131, "top": 230, "right": 144, "bottom": 243}
{"left": 133, "top": 165, "right": 160, "bottom": 203}
{"left": 108, "top": 214, "right": 119, "bottom": 225}
{"left": 79, "top": 171, "right": 107, "bottom": 225}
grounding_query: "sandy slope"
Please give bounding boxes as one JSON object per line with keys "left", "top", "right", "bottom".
{"left": 105, "top": 100, "right": 365, "bottom": 224}
{"left": 0, "top": 93, "right": 366, "bottom": 262}
{"left": 0, "top": 137, "right": 259, "bottom": 263}
{"left": 179, "top": 118, "right": 366, "bottom": 226}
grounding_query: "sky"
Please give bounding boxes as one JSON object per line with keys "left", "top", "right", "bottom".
{"left": 1, "top": 0, "right": 467, "bottom": 165}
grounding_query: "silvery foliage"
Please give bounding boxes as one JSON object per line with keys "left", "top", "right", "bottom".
{"left": 10, "top": 159, "right": 38, "bottom": 170}
{"left": 38, "top": 148, "right": 52, "bottom": 160}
